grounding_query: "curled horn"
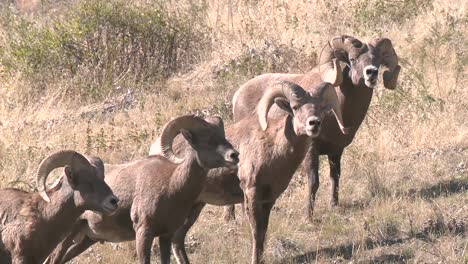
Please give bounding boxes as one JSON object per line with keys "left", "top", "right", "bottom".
{"left": 257, "top": 81, "right": 307, "bottom": 131}
{"left": 369, "top": 38, "right": 400, "bottom": 90}
{"left": 204, "top": 116, "right": 225, "bottom": 132}
{"left": 316, "top": 83, "right": 349, "bottom": 135}
{"left": 87, "top": 156, "right": 105, "bottom": 180}
{"left": 36, "top": 150, "right": 92, "bottom": 202}
{"left": 319, "top": 35, "right": 364, "bottom": 85}
{"left": 159, "top": 115, "right": 211, "bottom": 163}
{"left": 322, "top": 59, "right": 343, "bottom": 86}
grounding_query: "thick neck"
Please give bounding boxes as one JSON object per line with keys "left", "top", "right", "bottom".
{"left": 35, "top": 181, "right": 84, "bottom": 261}
{"left": 270, "top": 115, "right": 310, "bottom": 161}
{"left": 303, "top": 66, "right": 373, "bottom": 130}
{"left": 169, "top": 151, "right": 207, "bottom": 193}
{"left": 40, "top": 181, "right": 83, "bottom": 230}
{"left": 338, "top": 67, "right": 374, "bottom": 130}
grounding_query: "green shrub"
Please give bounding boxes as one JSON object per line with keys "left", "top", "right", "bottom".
{"left": 213, "top": 41, "right": 313, "bottom": 94}
{"left": 1, "top": 0, "right": 210, "bottom": 100}
{"left": 353, "top": 0, "right": 433, "bottom": 33}
{"left": 377, "top": 8, "right": 466, "bottom": 117}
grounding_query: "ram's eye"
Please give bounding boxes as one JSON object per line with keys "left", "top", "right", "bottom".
{"left": 349, "top": 58, "right": 356, "bottom": 64}
{"left": 292, "top": 105, "right": 299, "bottom": 111}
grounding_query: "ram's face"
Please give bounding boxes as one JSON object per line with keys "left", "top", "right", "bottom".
{"left": 289, "top": 98, "right": 324, "bottom": 138}
{"left": 348, "top": 45, "right": 384, "bottom": 88}
{"left": 66, "top": 161, "right": 119, "bottom": 215}
{"left": 189, "top": 117, "right": 239, "bottom": 170}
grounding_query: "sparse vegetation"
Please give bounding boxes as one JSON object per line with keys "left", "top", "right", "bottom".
{"left": 0, "top": 0, "right": 466, "bottom": 263}
{"left": 1, "top": 0, "right": 209, "bottom": 101}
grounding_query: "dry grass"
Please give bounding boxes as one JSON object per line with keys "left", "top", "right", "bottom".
{"left": 0, "top": 0, "right": 467, "bottom": 263}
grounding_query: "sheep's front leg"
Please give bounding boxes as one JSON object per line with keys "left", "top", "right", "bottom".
{"left": 328, "top": 150, "right": 343, "bottom": 207}
{"left": 172, "top": 202, "right": 206, "bottom": 264}
{"left": 135, "top": 225, "right": 155, "bottom": 264}
{"left": 47, "top": 219, "right": 88, "bottom": 264}
{"left": 304, "top": 143, "right": 320, "bottom": 222}
{"left": 46, "top": 231, "right": 76, "bottom": 264}
{"left": 159, "top": 234, "right": 172, "bottom": 264}
{"left": 60, "top": 236, "right": 96, "bottom": 263}
{"left": 244, "top": 188, "right": 274, "bottom": 264}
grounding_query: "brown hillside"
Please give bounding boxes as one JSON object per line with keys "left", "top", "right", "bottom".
{"left": 0, "top": 0, "right": 466, "bottom": 263}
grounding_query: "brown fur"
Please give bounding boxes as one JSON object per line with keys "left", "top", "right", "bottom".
{"left": 172, "top": 118, "right": 307, "bottom": 263}
{"left": 47, "top": 116, "right": 238, "bottom": 264}
{"left": 0, "top": 155, "right": 117, "bottom": 264}
{"left": 230, "top": 35, "right": 400, "bottom": 222}
{"left": 164, "top": 82, "right": 342, "bottom": 264}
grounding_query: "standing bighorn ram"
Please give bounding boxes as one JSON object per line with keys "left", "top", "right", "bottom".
{"left": 227, "top": 35, "right": 400, "bottom": 221}
{"left": 150, "top": 78, "right": 347, "bottom": 263}
{"left": 0, "top": 150, "right": 119, "bottom": 264}
{"left": 47, "top": 115, "right": 239, "bottom": 264}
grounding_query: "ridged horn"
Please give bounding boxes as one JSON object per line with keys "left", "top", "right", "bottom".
{"left": 317, "top": 83, "right": 349, "bottom": 135}
{"left": 87, "top": 156, "right": 105, "bottom": 180}
{"left": 369, "top": 38, "right": 400, "bottom": 90}
{"left": 36, "top": 150, "right": 91, "bottom": 202}
{"left": 159, "top": 115, "right": 211, "bottom": 163}
{"left": 322, "top": 59, "right": 343, "bottom": 86}
{"left": 319, "top": 35, "right": 365, "bottom": 85}
{"left": 257, "top": 80, "right": 307, "bottom": 131}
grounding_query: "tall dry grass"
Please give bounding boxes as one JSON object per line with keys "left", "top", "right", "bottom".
{"left": 0, "top": 0, "right": 467, "bottom": 263}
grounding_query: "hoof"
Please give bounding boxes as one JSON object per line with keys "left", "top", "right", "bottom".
{"left": 304, "top": 208, "right": 315, "bottom": 224}
{"left": 330, "top": 199, "right": 339, "bottom": 209}
{"left": 304, "top": 215, "right": 314, "bottom": 224}
{"left": 223, "top": 212, "right": 236, "bottom": 222}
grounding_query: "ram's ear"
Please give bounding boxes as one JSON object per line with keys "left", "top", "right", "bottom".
{"left": 274, "top": 98, "right": 293, "bottom": 116}
{"left": 181, "top": 129, "right": 196, "bottom": 147}
{"left": 334, "top": 49, "right": 348, "bottom": 62}
{"left": 369, "top": 37, "right": 400, "bottom": 90}
{"left": 383, "top": 65, "right": 401, "bottom": 90}
{"left": 64, "top": 165, "right": 78, "bottom": 189}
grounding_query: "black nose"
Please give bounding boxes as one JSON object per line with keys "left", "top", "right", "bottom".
{"left": 308, "top": 119, "right": 321, "bottom": 127}
{"left": 230, "top": 152, "right": 239, "bottom": 160}
{"left": 110, "top": 197, "right": 119, "bottom": 206}
{"left": 227, "top": 150, "right": 239, "bottom": 163}
{"left": 366, "top": 68, "right": 378, "bottom": 77}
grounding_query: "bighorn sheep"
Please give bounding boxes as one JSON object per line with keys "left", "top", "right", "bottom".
{"left": 149, "top": 79, "right": 347, "bottom": 264}
{"left": 228, "top": 35, "right": 400, "bottom": 221}
{"left": 47, "top": 115, "right": 239, "bottom": 264}
{"left": 0, "top": 150, "right": 119, "bottom": 264}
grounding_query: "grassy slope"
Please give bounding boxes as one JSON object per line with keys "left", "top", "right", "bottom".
{"left": 0, "top": 0, "right": 467, "bottom": 263}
